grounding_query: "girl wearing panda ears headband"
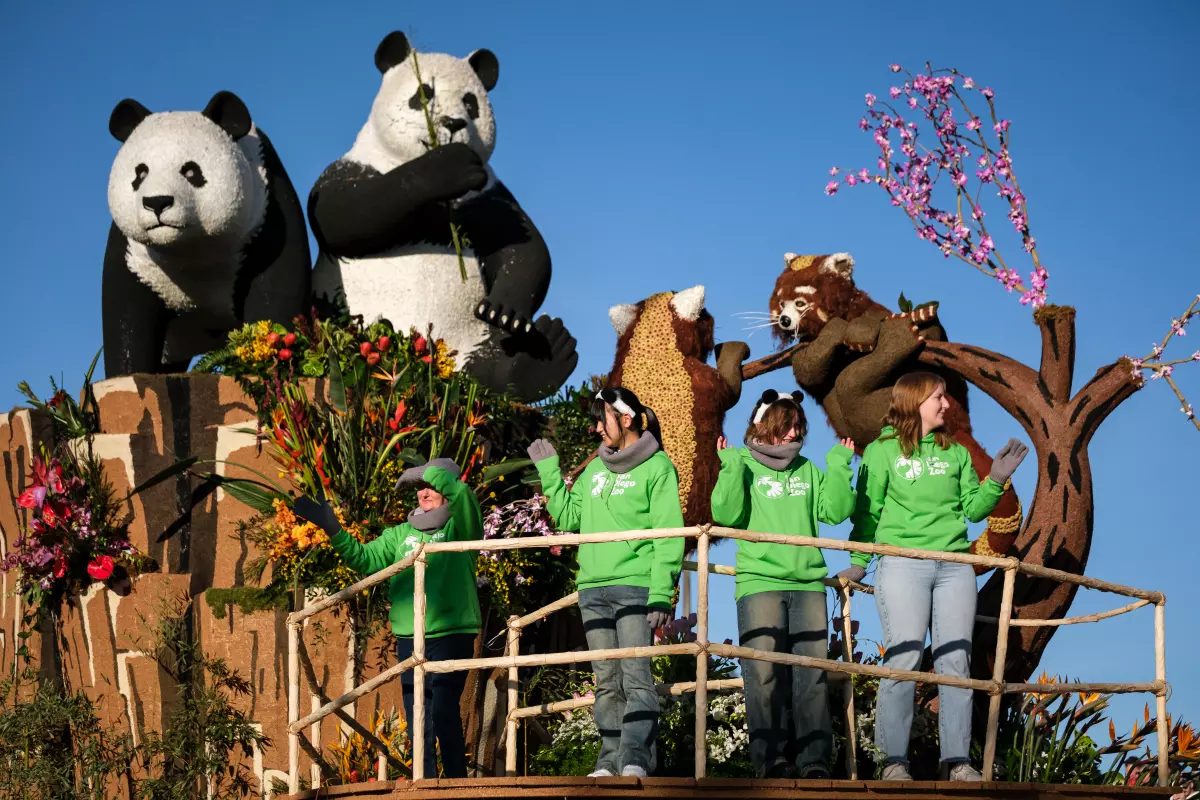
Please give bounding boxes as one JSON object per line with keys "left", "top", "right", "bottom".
{"left": 711, "top": 389, "right": 856, "bottom": 780}
{"left": 527, "top": 387, "right": 685, "bottom": 778}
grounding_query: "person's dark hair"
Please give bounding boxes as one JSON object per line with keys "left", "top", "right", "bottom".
{"left": 590, "top": 387, "right": 662, "bottom": 446}
{"left": 745, "top": 389, "right": 807, "bottom": 446}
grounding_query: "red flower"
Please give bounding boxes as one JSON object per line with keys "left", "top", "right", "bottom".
{"left": 349, "top": 770, "right": 360, "bottom": 782}
{"left": 413, "top": 336, "right": 427, "bottom": 354}
{"left": 17, "top": 487, "right": 45, "bottom": 509}
{"left": 267, "top": 333, "right": 281, "bottom": 348}
{"left": 366, "top": 352, "right": 380, "bottom": 367}
{"left": 53, "top": 554, "right": 67, "bottom": 579}
{"left": 283, "top": 332, "right": 297, "bottom": 347}
{"left": 359, "top": 341, "right": 373, "bottom": 357}
{"left": 278, "top": 348, "right": 293, "bottom": 361}
{"left": 387, "top": 401, "right": 417, "bottom": 434}
{"left": 87, "top": 556, "right": 114, "bottom": 581}
{"left": 377, "top": 336, "right": 390, "bottom": 352}
{"left": 422, "top": 354, "right": 432, "bottom": 364}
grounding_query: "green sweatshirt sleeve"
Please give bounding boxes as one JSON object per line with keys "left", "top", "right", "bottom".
{"left": 646, "top": 465, "right": 685, "bottom": 609}
{"left": 710, "top": 448, "right": 750, "bottom": 528}
{"left": 816, "top": 444, "right": 856, "bottom": 525}
{"left": 329, "top": 524, "right": 406, "bottom": 576}
{"left": 536, "top": 456, "right": 583, "bottom": 532}
{"left": 957, "top": 448, "right": 1006, "bottom": 522}
{"left": 848, "top": 443, "right": 888, "bottom": 568}
{"left": 423, "top": 465, "right": 483, "bottom": 542}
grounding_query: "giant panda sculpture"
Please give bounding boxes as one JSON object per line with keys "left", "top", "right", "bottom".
{"left": 103, "top": 91, "right": 311, "bottom": 376}
{"left": 308, "top": 31, "right": 577, "bottom": 402}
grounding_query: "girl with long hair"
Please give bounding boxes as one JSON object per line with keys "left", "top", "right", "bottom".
{"left": 710, "top": 389, "right": 856, "bottom": 779}
{"left": 837, "top": 371, "right": 1028, "bottom": 781}
{"left": 526, "top": 386, "right": 685, "bottom": 778}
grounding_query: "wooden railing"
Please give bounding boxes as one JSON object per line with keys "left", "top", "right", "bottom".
{"left": 283, "top": 526, "right": 1169, "bottom": 794}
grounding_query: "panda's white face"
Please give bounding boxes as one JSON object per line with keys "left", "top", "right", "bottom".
{"left": 108, "top": 112, "right": 266, "bottom": 249}
{"left": 367, "top": 52, "right": 496, "bottom": 167}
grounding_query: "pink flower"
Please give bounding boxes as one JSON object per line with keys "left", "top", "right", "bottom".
{"left": 908, "top": 97, "right": 918, "bottom": 109}
{"left": 953, "top": 172, "right": 968, "bottom": 188}
{"left": 1171, "top": 319, "right": 1187, "bottom": 336}
{"left": 87, "top": 555, "right": 114, "bottom": 581}
{"left": 1152, "top": 343, "right": 1165, "bottom": 358}
{"left": 889, "top": 87, "right": 902, "bottom": 99}
{"left": 1182, "top": 404, "right": 1195, "bottom": 420}
{"left": 549, "top": 545, "right": 563, "bottom": 556}
{"left": 967, "top": 118, "right": 981, "bottom": 131}
{"left": 889, "top": 64, "right": 902, "bottom": 73}
{"left": 845, "top": 174, "right": 858, "bottom": 186}
{"left": 858, "top": 117, "right": 869, "bottom": 131}
{"left": 859, "top": 168, "right": 870, "bottom": 182}
{"left": 18, "top": 487, "right": 46, "bottom": 509}
{"left": 994, "top": 120, "right": 1011, "bottom": 133}
{"left": 824, "top": 181, "right": 840, "bottom": 196}
{"left": 830, "top": 166, "right": 840, "bottom": 176}
{"left": 865, "top": 93, "right": 877, "bottom": 107}
{"left": 982, "top": 87, "right": 995, "bottom": 99}
{"left": 963, "top": 77, "right": 976, "bottom": 89}
{"left": 1023, "top": 238, "right": 1037, "bottom": 252}
{"left": 1192, "top": 351, "right": 1200, "bottom": 361}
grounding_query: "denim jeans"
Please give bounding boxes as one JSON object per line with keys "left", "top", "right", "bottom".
{"left": 395, "top": 633, "right": 476, "bottom": 778}
{"left": 874, "top": 555, "right": 976, "bottom": 766}
{"left": 578, "top": 585, "right": 658, "bottom": 774}
{"left": 736, "top": 590, "right": 832, "bottom": 777}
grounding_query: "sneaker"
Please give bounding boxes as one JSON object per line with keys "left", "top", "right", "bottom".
{"left": 947, "top": 762, "right": 983, "bottom": 782}
{"left": 588, "top": 768, "right": 614, "bottom": 778}
{"left": 799, "top": 765, "right": 831, "bottom": 779}
{"left": 620, "top": 765, "right": 648, "bottom": 778}
{"left": 882, "top": 762, "right": 913, "bottom": 781}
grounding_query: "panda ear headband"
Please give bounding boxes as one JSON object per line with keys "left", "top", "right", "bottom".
{"left": 751, "top": 389, "right": 805, "bottom": 425}
{"left": 596, "top": 388, "right": 638, "bottom": 421}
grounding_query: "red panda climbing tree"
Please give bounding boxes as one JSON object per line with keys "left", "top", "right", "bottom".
{"left": 826, "top": 63, "right": 1200, "bottom": 683}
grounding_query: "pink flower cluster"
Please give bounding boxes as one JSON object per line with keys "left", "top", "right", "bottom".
{"left": 1, "top": 456, "right": 136, "bottom": 594}
{"left": 479, "top": 495, "right": 568, "bottom": 585}
{"left": 827, "top": 63, "right": 1048, "bottom": 307}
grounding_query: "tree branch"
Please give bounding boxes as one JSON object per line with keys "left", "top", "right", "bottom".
{"left": 1034, "top": 305, "right": 1076, "bottom": 406}
{"left": 743, "top": 342, "right": 807, "bottom": 381}
{"left": 918, "top": 340, "right": 1044, "bottom": 440}
{"left": 1070, "top": 357, "right": 1143, "bottom": 446}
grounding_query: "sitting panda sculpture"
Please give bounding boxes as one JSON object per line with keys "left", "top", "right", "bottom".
{"left": 309, "top": 31, "right": 577, "bottom": 402}
{"left": 103, "top": 91, "right": 310, "bottom": 376}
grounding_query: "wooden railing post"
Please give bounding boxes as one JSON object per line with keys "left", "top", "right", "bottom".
{"left": 837, "top": 584, "right": 858, "bottom": 780}
{"left": 983, "top": 563, "right": 1017, "bottom": 780}
{"left": 1155, "top": 600, "right": 1168, "bottom": 787}
{"left": 694, "top": 528, "right": 710, "bottom": 779}
{"left": 412, "top": 551, "right": 427, "bottom": 781}
{"left": 505, "top": 615, "right": 521, "bottom": 777}
{"left": 287, "top": 620, "right": 300, "bottom": 794}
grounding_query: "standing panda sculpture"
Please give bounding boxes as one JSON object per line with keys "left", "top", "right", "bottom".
{"left": 309, "top": 31, "right": 578, "bottom": 402}
{"left": 103, "top": 91, "right": 311, "bottom": 376}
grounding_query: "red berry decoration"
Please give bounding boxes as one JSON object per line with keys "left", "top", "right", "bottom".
{"left": 267, "top": 332, "right": 281, "bottom": 348}
{"left": 377, "top": 335, "right": 390, "bottom": 352}
{"left": 367, "top": 352, "right": 381, "bottom": 366}
{"left": 359, "top": 341, "right": 374, "bottom": 357}
{"left": 283, "top": 332, "right": 297, "bottom": 347}
{"left": 422, "top": 354, "right": 433, "bottom": 364}
{"left": 414, "top": 336, "right": 427, "bottom": 354}
{"left": 278, "top": 348, "right": 293, "bottom": 361}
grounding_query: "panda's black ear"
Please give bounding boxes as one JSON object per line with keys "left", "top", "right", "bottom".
{"left": 468, "top": 48, "right": 499, "bottom": 91}
{"left": 109, "top": 99, "right": 151, "bottom": 143}
{"left": 203, "top": 91, "right": 253, "bottom": 141}
{"left": 375, "top": 31, "right": 412, "bottom": 74}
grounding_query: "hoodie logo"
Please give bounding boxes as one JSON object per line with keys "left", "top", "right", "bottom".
{"left": 754, "top": 475, "right": 785, "bottom": 498}
{"left": 591, "top": 473, "right": 609, "bottom": 497}
{"left": 893, "top": 455, "right": 924, "bottom": 480}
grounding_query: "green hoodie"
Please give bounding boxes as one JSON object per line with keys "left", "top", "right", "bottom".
{"left": 536, "top": 451, "right": 685, "bottom": 608}
{"left": 848, "top": 426, "right": 1005, "bottom": 567}
{"left": 711, "top": 444, "right": 855, "bottom": 599}
{"left": 328, "top": 466, "right": 481, "bottom": 638}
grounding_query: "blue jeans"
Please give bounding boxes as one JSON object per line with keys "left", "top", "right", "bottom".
{"left": 578, "top": 585, "right": 658, "bottom": 774}
{"left": 396, "top": 633, "right": 476, "bottom": 778}
{"left": 874, "top": 556, "right": 976, "bottom": 766}
{"left": 736, "top": 590, "right": 832, "bottom": 777}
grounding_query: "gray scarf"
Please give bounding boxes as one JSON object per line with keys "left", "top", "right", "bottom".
{"left": 598, "top": 431, "right": 660, "bottom": 474}
{"left": 747, "top": 439, "right": 803, "bottom": 471}
{"left": 408, "top": 503, "right": 451, "bottom": 533}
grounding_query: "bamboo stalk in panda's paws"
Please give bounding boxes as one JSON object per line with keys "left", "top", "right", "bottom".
{"left": 412, "top": 49, "right": 469, "bottom": 283}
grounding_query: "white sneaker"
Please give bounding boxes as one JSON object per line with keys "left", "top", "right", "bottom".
{"left": 620, "top": 765, "right": 648, "bottom": 778}
{"left": 947, "top": 762, "right": 983, "bottom": 782}
{"left": 882, "top": 762, "right": 913, "bottom": 781}
{"left": 588, "top": 768, "right": 614, "bottom": 778}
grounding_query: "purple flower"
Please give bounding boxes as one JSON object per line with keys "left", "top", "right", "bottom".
{"left": 858, "top": 117, "right": 870, "bottom": 131}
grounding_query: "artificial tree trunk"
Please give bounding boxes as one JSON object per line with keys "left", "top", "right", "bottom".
{"left": 917, "top": 305, "right": 1140, "bottom": 683}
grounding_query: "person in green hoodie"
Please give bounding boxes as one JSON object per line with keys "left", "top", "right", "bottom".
{"left": 292, "top": 458, "right": 481, "bottom": 780}
{"left": 835, "top": 371, "right": 1028, "bottom": 782}
{"left": 527, "top": 387, "right": 684, "bottom": 779}
{"left": 710, "top": 388, "right": 856, "bottom": 779}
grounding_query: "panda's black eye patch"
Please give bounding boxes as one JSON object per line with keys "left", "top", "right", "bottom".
{"left": 180, "top": 161, "right": 206, "bottom": 188}
{"left": 132, "top": 163, "right": 149, "bottom": 191}
{"left": 407, "top": 83, "right": 435, "bottom": 111}
{"left": 463, "top": 93, "right": 479, "bottom": 120}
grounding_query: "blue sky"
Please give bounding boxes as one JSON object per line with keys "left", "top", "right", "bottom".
{"left": 3, "top": 1, "right": 1197, "bottom": 742}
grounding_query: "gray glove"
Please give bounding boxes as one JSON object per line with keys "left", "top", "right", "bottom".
{"left": 527, "top": 439, "right": 557, "bottom": 464}
{"left": 835, "top": 565, "right": 867, "bottom": 585}
{"left": 646, "top": 609, "right": 671, "bottom": 630}
{"left": 294, "top": 492, "right": 341, "bottom": 538}
{"left": 988, "top": 438, "right": 1029, "bottom": 486}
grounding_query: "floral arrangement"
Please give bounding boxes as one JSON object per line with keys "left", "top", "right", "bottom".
{"left": 2, "top": 355, "right": 154, "bottom": 622}
{"left": 476, "top": 495, "right": 577, "bottom": 615}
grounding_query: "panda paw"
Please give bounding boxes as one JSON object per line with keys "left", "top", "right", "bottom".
{"left": 476, "top": 299, "right": 533, "bottom": 335}
{"left": 505, "top": 316, "right": 579, "bottom": 401}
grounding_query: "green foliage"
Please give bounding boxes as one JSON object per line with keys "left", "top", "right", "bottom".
{"left": 203, "top": 585, "right": 289, "bottom": 620}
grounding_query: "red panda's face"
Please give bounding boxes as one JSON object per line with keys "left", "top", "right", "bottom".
{"left": 768, "top": 253, "right": 856, "bottom": 348}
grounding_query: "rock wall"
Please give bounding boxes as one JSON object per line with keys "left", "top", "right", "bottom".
{"left": 0, "top": 375, "right": 414, "bottom": 797}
